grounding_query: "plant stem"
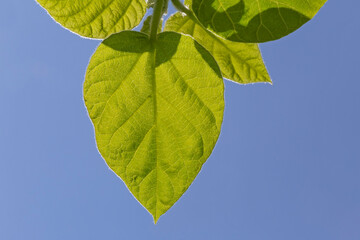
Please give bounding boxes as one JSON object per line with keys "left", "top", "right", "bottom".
{"left": 150, "top": 0, "right": 165, "bottom": 41}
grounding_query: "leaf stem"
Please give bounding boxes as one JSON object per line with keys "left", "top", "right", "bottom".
{"left": 171, "top": 0, "right": 200, "bottom": 24}
{"left": 171, "top": 0, "right": 190, "bottom": 15}
{"left": 150, "top": 0, "right": 165, "bottom": 41}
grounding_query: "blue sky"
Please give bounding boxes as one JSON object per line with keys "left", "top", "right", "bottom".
{"left": 0, "top": 1, "right": 359, "bottom": 239}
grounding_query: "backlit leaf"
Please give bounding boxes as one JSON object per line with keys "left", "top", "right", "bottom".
{"left": 37, "top": 0, "right": 147, "bottom": 39}
{"left": 84, "top": 31, "right": 224, "bottom": 222}
{"left": 188, "top": 0, "right": 327, "bottom": 42}
{"left": 165, "top": 13, "right": 271, "bottom": 84}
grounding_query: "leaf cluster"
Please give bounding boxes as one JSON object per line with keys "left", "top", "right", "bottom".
{"left": 37, "top": 0, "right": 326, "bottom": 222}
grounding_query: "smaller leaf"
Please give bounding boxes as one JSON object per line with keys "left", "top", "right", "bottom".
{"left": 188, "top": 0, "right": 327, "bottom": 43}
{"left": 36, "top": 0, "right": 147, "bottom": 39}
{"left": 165, "top": 13, "right": 271, "bottom": 84}
{"left": 141, "top": 15, "right": 163, "bottom": 35}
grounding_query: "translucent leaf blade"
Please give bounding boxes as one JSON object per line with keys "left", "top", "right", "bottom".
{"left": 84, "top": 31, "right": 224, "bottom": 222}
{"left": 37, "top": 0, "right": 147, "bottom": 39}
{"left": 165, "top": 13, "right": 271, "bottom": 84}
{"left": 188, "top": 0, "right": 327, "bottom": 42}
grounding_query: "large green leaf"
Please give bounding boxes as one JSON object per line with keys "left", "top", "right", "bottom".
{"left": 165, "top": 13, "right": 270, "bottom": 84}
{"left": 36, "top": 0, "right": 146, "bottom": 39}
{"left": 188, "top": 0, "right": 327, "bottom": 42}
{"left": 84, "top": 31, "right": 224, "bottom": 222}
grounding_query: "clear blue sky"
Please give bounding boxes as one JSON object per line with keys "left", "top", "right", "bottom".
{"left": 1, "top": 1, "right": 359, "bottom": 239}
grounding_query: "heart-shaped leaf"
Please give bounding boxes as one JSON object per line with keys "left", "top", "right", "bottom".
{"left": 84, "top": 31, "right": 224, "bottom": 222}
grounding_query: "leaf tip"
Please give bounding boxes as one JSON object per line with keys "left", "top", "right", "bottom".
{"left": 153, "top": 214, "right": 160, "bottom": 224}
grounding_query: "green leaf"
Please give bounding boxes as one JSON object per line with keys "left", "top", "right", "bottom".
{"left": 165, "top": 13, "right": 270, "bottom": 84}
{"left": 188, "top": 0, "right": 327, "bottom": 42}
{"left": 141, "top": 15, "right": 163, "bottom": 35}
{"left": 36, "top": 0, "right": 147, "bottom": 39}
{"left": 83, "top": 31, "right": 224, "bottom": 222}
